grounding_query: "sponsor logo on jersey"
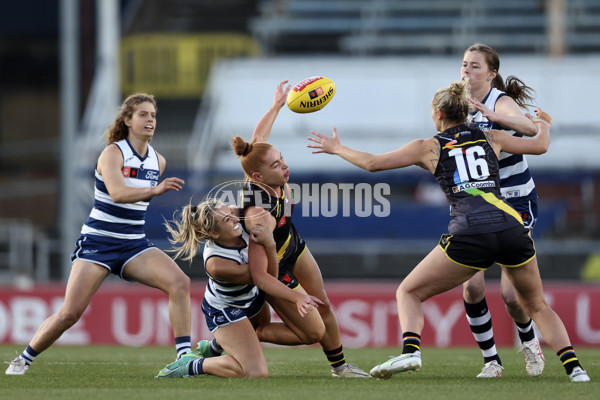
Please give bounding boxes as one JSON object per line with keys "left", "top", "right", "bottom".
{"left": 145, "top": 170, "right": 159, "bottom": 181}
{"left": 122, "top": 167, "right": 138, "bottom": 178}
{"left": 504, "top": 189, "right": 521, "bottom": 198}
{"left": 229, "top": 308, "right": 242, "bottom": 317}
{"left": 469, "top": 121, "right": 496, "bottom": 131}
{"left": 81, "top": 249, "right": 98, "bottom": 254}
{"left": 452, "top": 180, "right": 496, "bottom": 193}
{"left": 277, "top": 216, "right": 287, "bottom": 228}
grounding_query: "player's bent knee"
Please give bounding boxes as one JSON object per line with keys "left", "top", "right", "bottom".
{"left": 503, "top": 297, "right": 522, "bottom": 313}
{"left": 501, "top": 290, "right": 519, "bottom": 301}
{"left": 299, "top": 323, "right": 325, "bottom": 344}
{"left": 57, "top": 308, "right": 84, "bottom": 327}
{"left": 179, "top": 274, "right": 191, "bottom": 293}
{"left": 303, "top": 330, "right": 324, "bottom": 344}
{"left": 462, "top": 282, "right": 485, "bottom": 303}
{"left": 396, "top": 285, "right": 410, "bottom": 302}
{"left": 166, "top": 274, "right": 190, "bottom": 297}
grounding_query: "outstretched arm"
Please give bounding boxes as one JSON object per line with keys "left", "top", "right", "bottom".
{"left": 470, "top": 96, "right": 537, "bottom": 136}
{"left": 308, "top": 127, "right": 437, "bottom": 173}
{"left": 250, "top": 80, "right": 291, "bottom": 143}
{"left": 488, "top": 108, "right": 551, "bottom": 156}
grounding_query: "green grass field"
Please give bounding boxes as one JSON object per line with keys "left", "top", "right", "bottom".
{"left": 1, "top": 345, "right": 598, "bottom": 400}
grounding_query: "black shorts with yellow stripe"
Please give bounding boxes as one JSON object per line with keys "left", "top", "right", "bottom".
{"left": 277, "top": 224, "right": 306, "bottom": 289}
{"left": 438, "top": 225, "right": 535, "bottom": 270}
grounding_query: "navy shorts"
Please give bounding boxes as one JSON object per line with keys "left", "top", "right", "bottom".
{"left": 507, "top": 199, "right": 537, "bottom": 229}
{"left": 71, "top": 234, "right": 156, "bottom": 279}
{"left": 438, "top": 225, "right": 536, "bottom": 270}
{"left": 202, "top": 291, "right": 266, "bottom": 333}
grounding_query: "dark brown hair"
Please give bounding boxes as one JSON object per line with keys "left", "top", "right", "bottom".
{"left": 464, "top": 43, "right": 535, "bottom": 108}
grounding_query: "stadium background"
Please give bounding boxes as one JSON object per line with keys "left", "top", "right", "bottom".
{"left": 1, "top": 0, "right": 599, "bottom": 347}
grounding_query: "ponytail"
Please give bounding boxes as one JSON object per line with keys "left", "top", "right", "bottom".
{"left": 164, "top": 198, "right": 221, "bottom": 262}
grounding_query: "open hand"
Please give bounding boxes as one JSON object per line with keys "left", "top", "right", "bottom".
{"left": 526, "top": 108, "right": 552, "bottom": 128}
{"left": 154, "top": 177, "right": 185, "bottom": 196}
{"left": 273, "top": 80, "right": 291, "bottom": 110}
{"left": 308, "top": 127, "right": 342, "bottom": 154}
{"left": 469, "top": 97, "right": 496, "bottom": 121}
{"left": 534, "top": 108, "right": 552, "bottom": 126}
{"left": 295, "top": 293, "right": 324, "bottom": 317}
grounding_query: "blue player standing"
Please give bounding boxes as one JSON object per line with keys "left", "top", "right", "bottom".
{"left": 460, "top": 43, "right": 545, "bottom": 378}
{"left": 6, "top": 94, "right": 191, "bottom": 375}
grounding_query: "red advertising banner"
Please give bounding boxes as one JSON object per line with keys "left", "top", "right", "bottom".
{"left": 1, "top": 282, "right": 599, "bottom": 347}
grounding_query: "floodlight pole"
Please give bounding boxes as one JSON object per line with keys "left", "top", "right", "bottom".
{"left": 59, "top": 0, "right": 79, "bottom": 280}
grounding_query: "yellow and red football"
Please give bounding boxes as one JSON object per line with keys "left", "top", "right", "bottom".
{"left": 287, "top": 76, "right": 336, "bottom": 114}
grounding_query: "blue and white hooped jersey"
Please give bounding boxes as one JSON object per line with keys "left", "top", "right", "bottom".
{"left": 80, "top": 138, "right": 160, "bottom": 240}
{"left": 202, "top": 230, "right": 261, "bottom": 310}
{"left": 466, "top": 88, "right": 537, "bottom": 204}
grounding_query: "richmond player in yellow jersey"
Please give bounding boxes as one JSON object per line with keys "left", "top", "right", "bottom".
{"left": 229, "top": 81, "right": 370, "bottom": 378}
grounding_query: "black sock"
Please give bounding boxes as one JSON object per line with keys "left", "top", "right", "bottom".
{"left": 515, "top": 319, "right": 535, "bottom": 343}
{"left": 402, "top": 332, "right": 421, "bottom": 354}
{"left": 465, "top": 299, "right": 501, "bottom": 365}
{"left": 324, "top": 346, "right": 345, "bottom": 369}
{"left": 558, "top": 346, "right": 582, "bottom": 375}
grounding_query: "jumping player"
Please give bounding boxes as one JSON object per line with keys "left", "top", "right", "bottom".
{"left": 227, "top": 80, "right": 370, "bottom": 378}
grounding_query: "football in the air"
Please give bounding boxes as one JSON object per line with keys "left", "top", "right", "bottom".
{"left": 287, "top": 76, "right": 336, "bottom": 113}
